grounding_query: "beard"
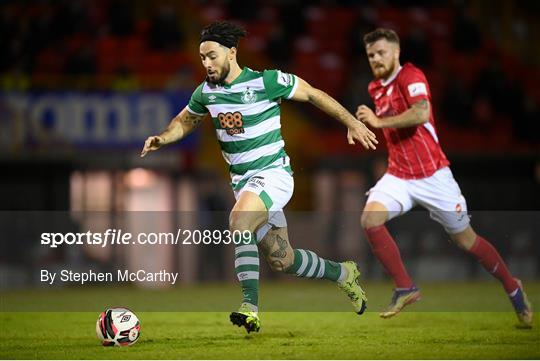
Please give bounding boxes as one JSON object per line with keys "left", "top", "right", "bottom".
{"left": 207, "top": 61, "right": 231, "bottom": 85}
{"left": 372, "top": 60, "right": 396, "bottom": 80}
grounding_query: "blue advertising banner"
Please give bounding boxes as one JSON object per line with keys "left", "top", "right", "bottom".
{"left": 0, "top": 91, "right": 198, "bottom": 149}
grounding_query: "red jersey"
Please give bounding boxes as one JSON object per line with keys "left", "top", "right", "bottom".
{"left": 368, "top": 62, "right": 449, "bottom": 179}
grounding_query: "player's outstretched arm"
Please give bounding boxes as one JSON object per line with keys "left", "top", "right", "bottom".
{"left": 140, "top": 107, "right": 205, "bottom": 157}
{"left": 291, "top": 77, "right": 378, "bottom": 150}
{"left": 356, "top": 100, "right": 430, "bottom": 129}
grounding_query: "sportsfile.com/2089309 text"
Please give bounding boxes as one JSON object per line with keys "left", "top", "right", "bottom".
{"left": 40, "top": 229, "right": 252, "bottom": 248}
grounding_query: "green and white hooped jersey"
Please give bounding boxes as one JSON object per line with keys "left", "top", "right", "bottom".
{"left": 187, "top": 67, "right": 298, "bottom": 190}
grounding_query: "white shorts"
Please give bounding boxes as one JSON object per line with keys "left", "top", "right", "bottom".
{"left": 366, "top": 167, "right": 470, "bottom": 234}
{"left": 234, "top": 166, "right": 293, "bottom": 241}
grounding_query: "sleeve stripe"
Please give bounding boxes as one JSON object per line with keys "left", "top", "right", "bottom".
{"left": 286, "top": 75, "right": 299, "bottom": 99}
{"left": 186, "top": 105, "right": 208, "bottom": 116}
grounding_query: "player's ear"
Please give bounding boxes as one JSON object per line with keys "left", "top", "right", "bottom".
{"left": 229, "top": 47, "right": 237, "bottom": 61}
{"left": 394, "top": 44, "right": 400, "bottom": 60}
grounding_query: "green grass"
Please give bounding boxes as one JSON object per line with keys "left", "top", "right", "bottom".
{"left": 1, "top": 282, "right": 539, "bottom": 359}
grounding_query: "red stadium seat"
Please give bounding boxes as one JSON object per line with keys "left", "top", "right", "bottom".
{"left": 97, "top": 36, "right": 120, "bottom": 54}
{"left": 35, "top": 49, "right": 65, "bottom": 74}
{"left": 138, "top": 52, "right": 169, "bottom": 74}
{"left": 163, "top": 51, "right": 191, "bottom": 73}
{"left": 123, "top": 36, "right": 145, "bottom": 55}
{"left": 135, "top": 19, "right": 150, "bottom": 35}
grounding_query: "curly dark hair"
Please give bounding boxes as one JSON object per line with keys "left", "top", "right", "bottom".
{"left": 363, "top": 28, "right": 400, "bottom": 46}
{"left": 200, "top": 21, "right": 247, "bottom": 49}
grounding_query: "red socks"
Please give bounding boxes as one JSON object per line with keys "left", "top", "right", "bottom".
{"left": 467, "top": 235, "right": 519, "bottom": 294}
{"left": 365, "top": 226, "right": 518, "bottom": 295}
{"left": 364, "top": 225, "right": 414, "bottom": 288}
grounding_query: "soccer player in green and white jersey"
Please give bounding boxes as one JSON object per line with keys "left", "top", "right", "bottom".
{"left": 141, "top": 21, "right": 378, "bottom": 333}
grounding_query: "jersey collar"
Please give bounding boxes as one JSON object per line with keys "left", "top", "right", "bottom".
{"left": 222, "top": 67, "right": 248, "bottom": 88}
{"left": 381, "top": 65, "right": 402, "bottom": 87}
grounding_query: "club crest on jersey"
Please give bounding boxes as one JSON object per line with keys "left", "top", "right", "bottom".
{"left": 241, "top": 87, "right": 257, "bottom": 104}
{"left": 218, "top": 111, "right": 245, "bottom": 135}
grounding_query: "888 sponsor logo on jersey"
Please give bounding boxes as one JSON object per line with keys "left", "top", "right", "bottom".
{"left": 218, "top": 112, "right": 245, "bottom": 135}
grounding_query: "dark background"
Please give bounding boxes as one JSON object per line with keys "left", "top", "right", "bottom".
{"left": 0, "top": 0, "right": 538, "bottom": 287}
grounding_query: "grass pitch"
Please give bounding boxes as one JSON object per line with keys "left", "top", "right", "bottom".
{"left": 1, "top": 282, "right": 539, "bottom": 359}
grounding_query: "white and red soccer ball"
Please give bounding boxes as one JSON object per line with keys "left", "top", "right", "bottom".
{"left": 96, "top": 307, "right": 140, "bottom": 346}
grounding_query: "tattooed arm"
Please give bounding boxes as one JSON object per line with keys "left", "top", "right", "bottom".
{"left": 141, "top": 107, "right": 204, "bottom": 157}
{"left": 356, "top": 99, "right": 430, "bottom": 129}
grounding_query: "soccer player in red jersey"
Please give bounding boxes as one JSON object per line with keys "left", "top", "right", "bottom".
{"left": 356, "top": 28, "right": 532, "bottom": 328}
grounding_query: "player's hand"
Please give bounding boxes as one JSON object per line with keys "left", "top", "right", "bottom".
{"left": 140, "top": 135, "right": 165, "bottom": 157}
{"left": 347, "top": 121, "right": 378, "bottom": 150}
{"left": 356, "top": 105, "right": 381, "bottom": 128}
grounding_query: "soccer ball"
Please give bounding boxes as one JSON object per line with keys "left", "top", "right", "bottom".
{"left": 96, "top": 307, "right": 140, "bottom": 346}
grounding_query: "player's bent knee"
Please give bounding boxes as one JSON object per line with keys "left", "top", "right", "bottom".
{"left": 229, "top": 213, "right": 258, "bottom": 234}
{"left": 361, "top": 212, "right": 386, "bottom": 229}
{"left": 449, "top": 227, "right": 476, "bottom": 250}
{"left": 361, "top": 202, "right": 389, "bottom": 229}
{"left": 450, "top": 237, "right": 470, "bottom": 250}
{"left": 229, "top": 212, "right": 267, "bottom": 235}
